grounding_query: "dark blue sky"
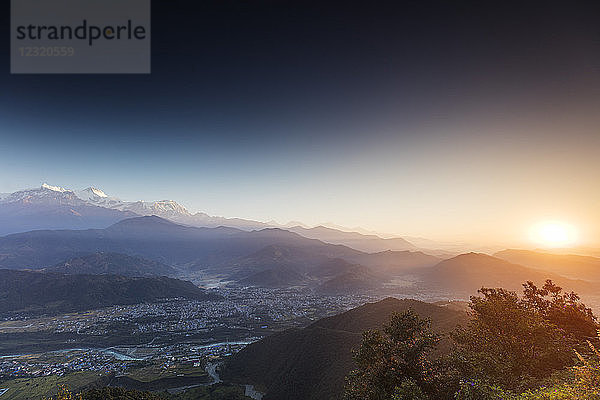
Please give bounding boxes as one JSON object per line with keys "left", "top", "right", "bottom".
{"left": 1, "top": 1, "right": 599, "bottom": 245}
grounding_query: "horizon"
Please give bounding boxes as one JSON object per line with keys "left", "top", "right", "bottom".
{"left": 1, "top": 1, "right": 599, "bottom": 248}
{"left": 1, "top": 180, "right": 597, "bottom": 253}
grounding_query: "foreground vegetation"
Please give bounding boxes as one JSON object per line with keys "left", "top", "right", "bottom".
{"left": 44, "top": 384, "right": 249, "bottom": 400}
{"left": 345, "top": 280, "right": 600, "bottom": 399}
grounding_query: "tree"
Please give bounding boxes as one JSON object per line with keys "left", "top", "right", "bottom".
{"left": 522, "top": 280, "right": 597, "bottom": 342}
{"left": 450, "top": 281, "right": 598, "bottom": 391}
{"left": 454, "top": 331, "right": 600, "bottom": 399}
{"left": 344, "top": 310, "right": 439, "bottom": 400}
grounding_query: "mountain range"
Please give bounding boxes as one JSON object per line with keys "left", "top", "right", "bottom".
{"left": 0, "top": 215, "right": 439, "bottom": 285}
{"left": 0, "top": 184, "right": 269, "bottom": 236}
{"left": 286, "top": 225, "right": 416, "bottom": 252}
{"left": 0, "top": 184, "right": 449, "bottom": 257}
{"left": 1, "top": 214, "right": 598, "bottom": 304}
{"left": 2, "top": 183, "right": 599, "bottom": 309}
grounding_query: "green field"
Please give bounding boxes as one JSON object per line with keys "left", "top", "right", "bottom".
{"left": 0, "top": 363, "right": 215, "bottom": 400}
{"left": 0, "top": 374, "right": 250, "bottom": 400}
{"left": 126, "top": 363, "right": 208, "bottom": 383}
{"left": 0, "top": 371, "right": 105, "bottom": 400}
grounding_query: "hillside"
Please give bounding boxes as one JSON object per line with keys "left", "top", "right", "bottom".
{"left": 316, "top": 263, "right": 382, "bottom": 294}
{"left": 44, "top": 252, "right": 178, "bottom": 277}
{"left": 494, "top": 249, "right": 600, "bottom": 282}
{"left": 287, "top": 225, "right": 416, "bottom": 252}
{"left": 418, "top": 253, "right": 596, "bottom": 296}
{"left": 223, "top": 243, "right": 437, "bottom": 281}
{"left": 348, "top": 250, "right": 440, "bottom": 274}
{"left": 222, "top": 297, "right": 467, "bottom": 400}
{"left": 0, "top": 270, "right": 219, "bottom": 315}
{"left": 222, "top": 244, "right": 334, "bottom": 278}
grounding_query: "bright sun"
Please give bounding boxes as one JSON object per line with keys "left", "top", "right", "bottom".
{"left": 530, "top": 221, "right": 578, "bottom": 248}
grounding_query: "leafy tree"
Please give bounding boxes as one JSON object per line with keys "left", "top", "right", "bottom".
{"left": 391, "top": 378, "right": 429, "bottom": 400}
{"left": 451, "top": 286, "right": 573, "bottom": 389}
{"left": 450, "top": 281, "right": 598, "bottom": 391}
{"left": 522, "top": 280, "right": 597, "bottom": 342}
{"left": 344, "top": 310, "right": 439, "bottom": 400}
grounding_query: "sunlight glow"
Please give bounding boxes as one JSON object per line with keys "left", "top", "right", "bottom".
{"left": 530, "top": 221, "right": 578, "bottom": 248}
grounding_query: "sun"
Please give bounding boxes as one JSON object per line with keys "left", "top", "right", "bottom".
{"left": 530, "top": 221, "right": 578, "bottom": 248}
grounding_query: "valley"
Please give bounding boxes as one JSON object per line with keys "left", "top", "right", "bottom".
{"left": 0, "top": 286, "right": 382, "bottom": 397}
{"left": 0, "top": 186, "right": 599, "bottom": 399}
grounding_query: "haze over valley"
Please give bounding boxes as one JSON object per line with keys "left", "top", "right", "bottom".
{"left": 0, "top": 182, "right": 599, "bottom": 399}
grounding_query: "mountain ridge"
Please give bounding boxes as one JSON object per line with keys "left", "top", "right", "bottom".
{"left": 43, "top": 252, "right": 178, "bottom": 277}
{"left": 0, "top": 185, "right": 427, "bottom": 258}
{"left": 494, "top": 249, "right": 600, "bottom": 282}
{"left": 418, "top": 253, "right": 597, "bottom": 299}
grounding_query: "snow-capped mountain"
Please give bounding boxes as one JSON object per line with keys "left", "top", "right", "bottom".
{"left": 2, "top": 184, "right": 195, "bottom": 218}
{"left": 76, "top": 186, "right": 108, "bottom": 200}
{"left": 72, "top": 185, "right": 268, "bottom": 229}
{"left": 75, "top": 187, "right": 125, "bottom": 208}
{"left": 75, "top": 187, "right": 197, "bottom": 220}
{"left": 0, "top": 183, "right": 423, "bottom": 254}
{"left": 0, "top": 183, "right": 268, "bottom": 235}
{"left": 0, "top": 184, "right": 139, "bottom": 236}
{"left": 115, "top": 199, "right": 192, "bottom": 217}
{"left": 1, "top": 183, "right": 85, "bottom": 206}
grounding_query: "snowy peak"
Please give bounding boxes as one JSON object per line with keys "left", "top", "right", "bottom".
{"left": 76, "top": 187, "right": 111, "bottom": 202}
{"left": 73, "top": 186, "right": 191, "bottom": 218}
{"left": 123, "top": 199, "right": 191, "bottom": 217}
{"left": 87, "top": 187, "right": 108, "bottom": 198}
{"left": 2, "top": 184, "right": 82, "bottom": 206}
{"left": 41, "top": 183, "right": 70, "bottom": 193}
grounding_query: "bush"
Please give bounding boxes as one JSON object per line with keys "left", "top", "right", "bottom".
{"left": 454, "top": 379, "right": 512, "bottom": 400}
{"left": 82, "top": 387, "right": 165, "bottom": 399}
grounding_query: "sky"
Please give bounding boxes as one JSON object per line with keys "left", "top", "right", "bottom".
{"left": 0, "top": 1, "right": 599, "bottom": 247}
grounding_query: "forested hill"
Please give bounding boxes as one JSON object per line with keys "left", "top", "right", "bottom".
{"left": 0, "top": 269, "right": 220, "bottom": 315}
{"left": 222, "top": 297, "right": 467, "bottom": 400}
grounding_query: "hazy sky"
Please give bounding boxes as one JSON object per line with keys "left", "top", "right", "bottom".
{"left": 1, "top": 1, "right": 599, "bottom": 247}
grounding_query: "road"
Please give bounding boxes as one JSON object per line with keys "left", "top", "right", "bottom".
{"left": 206, "top": 362, "right": 222, "bottom": 384}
